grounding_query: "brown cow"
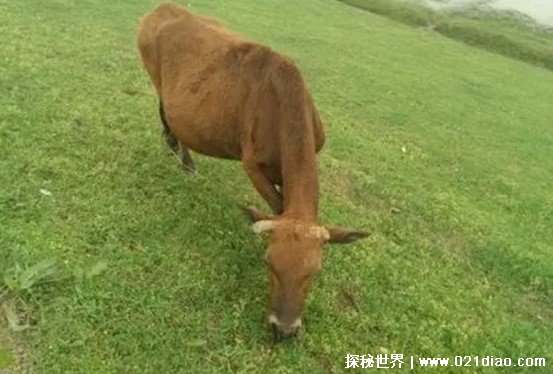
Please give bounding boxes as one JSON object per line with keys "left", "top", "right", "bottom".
{"left": 138, "top": 2, "right": 367, "bottom": 339}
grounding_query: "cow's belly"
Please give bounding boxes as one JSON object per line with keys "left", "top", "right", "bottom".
{"left": 169, "top": 117, "right": 242, "bottom": 160}
{"left": 160, "top": 59, "right": 247, "bottom": 160}
{"left": 163, "top": 95, "right": 243, "bottom": 160}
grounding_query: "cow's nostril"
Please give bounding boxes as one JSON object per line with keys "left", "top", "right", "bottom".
{"left": 268, "top": 314, "right": 301, "bottom": 341}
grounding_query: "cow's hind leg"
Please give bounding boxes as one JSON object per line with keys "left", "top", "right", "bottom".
{"left": 178, "top": 142, "right": 196, "bottom": 173}
{"left": 159, "top": 101, "right": 196, "bottom": 173}
{"left": 159, "top": 101, "right": 179, "bottom": 154}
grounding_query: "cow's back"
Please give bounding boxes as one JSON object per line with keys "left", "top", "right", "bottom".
{"left": 138, "top": 3, "right": 238, "bottom": 94}
{"left": 137, "top": 3, "right": 325, "bottom": 161}
{"left": 138, "top": 3, "right": 187, "bottom": 94}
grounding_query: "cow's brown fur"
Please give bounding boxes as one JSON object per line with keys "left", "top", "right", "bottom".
{"left": 138, "top": 2, "right": 366, "bottom": 339}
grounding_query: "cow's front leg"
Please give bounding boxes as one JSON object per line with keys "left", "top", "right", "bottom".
{"left": 243, "top": 159, "right": 283, "bottom": 214}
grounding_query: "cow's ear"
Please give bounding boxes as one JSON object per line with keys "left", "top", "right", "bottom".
{"left": 325, "top": 227, "right": 368, "bottom": 244}
{"left": 239, "top": 205, "right": 274, "bottom": 223}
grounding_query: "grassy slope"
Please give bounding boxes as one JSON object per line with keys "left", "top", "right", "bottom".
{"left": 1, "top": 0, "right": 552, "bottom": 372}
{"left": 339, "top": 0, "right": 553, "bottom": 71}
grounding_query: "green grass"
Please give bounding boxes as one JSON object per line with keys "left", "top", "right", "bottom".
{"left": 339, "top": 0, "right": 553, "bottom": 71}
{"left": 1, "top": 0, "right": 552, "bottom": 372}
{"left": 0, "top": 347, "right": 15, "bottom": 369}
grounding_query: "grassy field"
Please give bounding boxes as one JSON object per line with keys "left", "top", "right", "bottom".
{"left": 1, "top": 0, "right": 552, "bottom": 372}
{"left": 340, "top": 0, "right": 553, "bottom": 71}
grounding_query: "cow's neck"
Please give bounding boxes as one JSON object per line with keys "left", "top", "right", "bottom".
{"left": 279, "top": 128, "right": 319, "bottom": 223}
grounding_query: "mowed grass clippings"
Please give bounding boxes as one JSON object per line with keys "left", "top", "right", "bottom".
{"left": 1, "top": 0, "right": 552, "bottom": 372}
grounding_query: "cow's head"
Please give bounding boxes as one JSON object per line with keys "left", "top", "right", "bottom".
{"left": 241, "top": 206, "right": 367, "bottom": 340}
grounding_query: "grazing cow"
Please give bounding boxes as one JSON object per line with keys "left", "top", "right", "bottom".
{"left": 138, "top": 2, "right": 367, "bottom": 340}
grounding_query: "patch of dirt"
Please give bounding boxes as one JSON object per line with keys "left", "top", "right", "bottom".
{"left": 324, "top": 168, "right": 354, "bottom": 203}
{"left": 122, "top": 88, "right": 141, "bottom": 97}
{"left": 320, "top": 349, "right": 334, "bottom": 373}
{"left": 337, "top": 287, "right": 360, "bottom": 313}
{"left": 444, "top": 232, "right": 471, "bottom": 260}
{"left": 519, "top": 289, "right": 553, "bottom": 323}
{"left": 0, "top": 317, "right": 30, "bottom": 374}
